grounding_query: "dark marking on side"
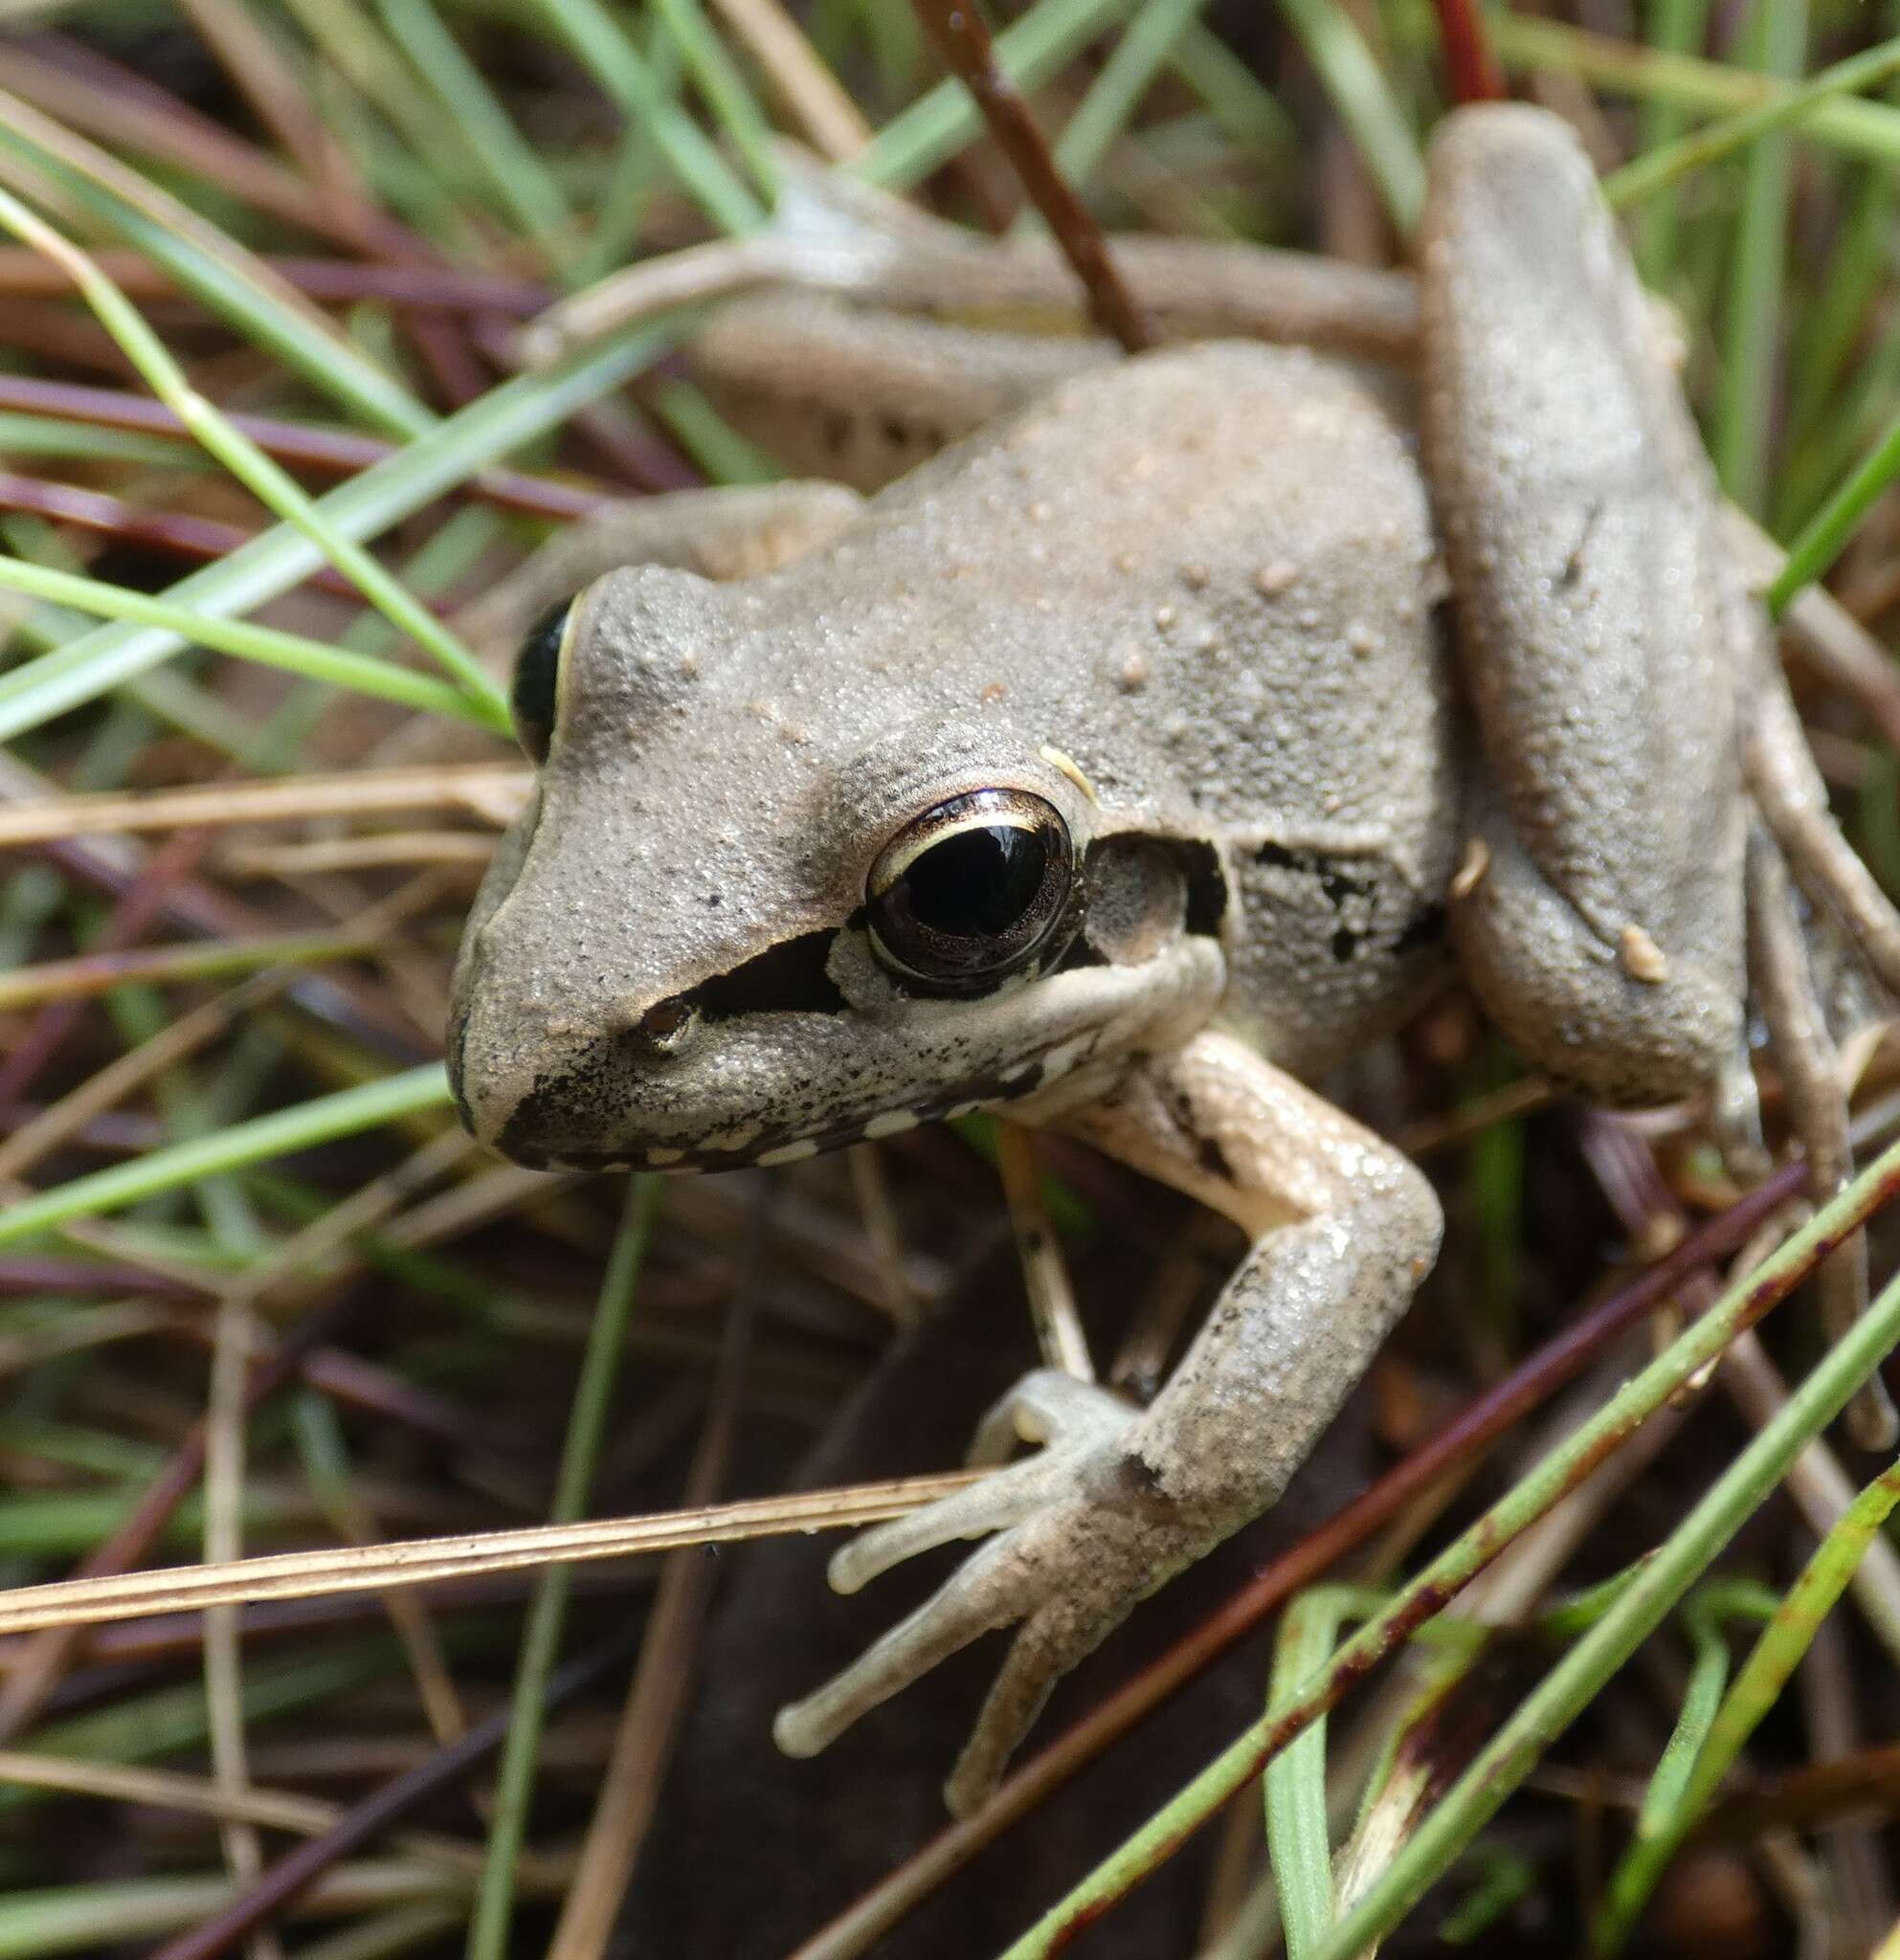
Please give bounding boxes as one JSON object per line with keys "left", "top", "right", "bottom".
{"left": 1395, "top": 901, "right": 1448, "bottom": 955}
{"left": 1174, "top": 837, "right": 1228, "bottom": 936}
{"left": 1256, "top": 840, "right": 1372, "bottom": 912}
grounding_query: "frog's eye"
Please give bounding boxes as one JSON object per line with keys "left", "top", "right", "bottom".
{"left": 867, "top": 789, "right": 1076, "bottom": 990}
{"left": 511, "top": 599, "right": 575, "bottom": 766}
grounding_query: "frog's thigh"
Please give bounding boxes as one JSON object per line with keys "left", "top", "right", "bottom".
{"left": 450, "top": 480, "right": 863, "bottom": 672}
{"left": 1419, "top": 105, "right": 1747, "bottom": 1103}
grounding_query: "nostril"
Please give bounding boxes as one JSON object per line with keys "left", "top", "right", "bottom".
{"left": 634, "top": 995, "right": 699, "bottom": 1055}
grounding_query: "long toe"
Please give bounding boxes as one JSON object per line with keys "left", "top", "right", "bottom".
{"left": 827, "top": 1448, "right": 1077, "bottom": 1594}
{"left": 774, "top": 1536, "right": 1026, "bottom": 1757}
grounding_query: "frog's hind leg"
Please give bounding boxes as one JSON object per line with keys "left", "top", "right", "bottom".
{"left": 1418, "top": 104, "right": 1752, "bottom": 1114}
{"left": 1423, "top": 105, "right": 1900, "bottom": 1443}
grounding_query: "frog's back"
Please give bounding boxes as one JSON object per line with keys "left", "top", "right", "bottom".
{"left": 782, "top": 340, "right": 1464, "bottom": 1073}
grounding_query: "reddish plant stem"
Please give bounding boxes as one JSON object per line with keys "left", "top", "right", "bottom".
{"left": 906, "top": 0, "right": 1150, "bottom": 353}
{"left": 0, "top": 375, "right": 613, "bottom": 522}
{"left": 1431, "top": 0, "right": 1507, "bottom": 103}
{"left": 0, "top": 1289, "right": 366, "bottom": 1744}
{"left": 9, "top": 31, "right": 424, "bottom": 261}
{"left": 787, "top": 1152, "right": 1812, "bottom": 1959}
{"left": 0, "top": 1255, "right": 204, "bottom": 1299}
{"left": 0, "top": 472, "right": 366, "bottom": 600}
{"left": 145, "top": 1627, "right": 641, "bottom": 1960}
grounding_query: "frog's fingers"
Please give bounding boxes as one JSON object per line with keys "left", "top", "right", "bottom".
{"left": 1745, "top": 682, "right": 1900, "bottom": 998}
{"left": 773, "top": 1535, "right": 1025, "bottom": 1758}
{"left": 943, "top": 1599, "right": 1104, "bottom": 1816}
{"left": 967, "top": 1366, "right": 1134, "bottom": 1466}
{"left": 826, "top": 1449, "right": 1073, "bottom": 1595}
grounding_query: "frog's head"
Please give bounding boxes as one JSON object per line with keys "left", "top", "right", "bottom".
{"left": 448, "top": 563, "right": 1228, "bottom": 1172}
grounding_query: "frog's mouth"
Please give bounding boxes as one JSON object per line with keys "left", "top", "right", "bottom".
{"left": 492, "top": 1025, "right": 1098, "bottom": 1175}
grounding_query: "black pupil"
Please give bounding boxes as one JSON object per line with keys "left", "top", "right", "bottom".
{"left": 511, "top": 599, "right": 570, "bottom": 758}
{"left": 896, "top": 823, "right": 1048, "bottom": 940}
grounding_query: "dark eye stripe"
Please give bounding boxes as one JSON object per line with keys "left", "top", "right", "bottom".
{"left": 687, "top": 929, "right": 846, "bottom": 1019}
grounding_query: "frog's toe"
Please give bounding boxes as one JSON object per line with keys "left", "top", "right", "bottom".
{"left": 827, "top": 1370, "right": 1134, "bottom": 1595}
{"left": 943, "top": 1599, "right": 1104, "bottom": 1815}
{"left": 774, "top": 1534, "right": 1026, "bottom": 1758}
{"left": 827, "top": 1445, "right": 1078, "bottom": 1595}
{"left": 966, "top": 1367, "right": 1135, "bottom": 1467}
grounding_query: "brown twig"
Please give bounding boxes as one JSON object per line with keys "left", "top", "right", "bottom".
{"left": 143, "top": 1627, "right": 640, "bottom": 1960}
{"left": 1696, "top": 1739, "right": 1900, "bottom": 1844}
{"left": 906, "top": 0, "right": 1150, "bottom": 352}
{"left": 0, "top": 763, "right": 531, "bottom": 849}
{"left": 0, "top": 1287, "right": 366, "bottom": 1743}
{"left": 785, "top": 1154, "right": 1819, "bottom": 1959}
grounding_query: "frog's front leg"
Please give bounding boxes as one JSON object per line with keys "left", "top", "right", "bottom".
{"left": 774, "top": 1031, "right": 1441, "bottom": 1814}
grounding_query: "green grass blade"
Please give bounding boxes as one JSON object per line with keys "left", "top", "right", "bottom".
{"left": 1265, "top": 1587, "right": 1387, "bottom": 1959}
{"left": 1051, "top": 0, "right": 1211, "bottom": 184}
{"left": 0, "top": 1066, "right": 452, "bottom": 1251}
{"left": 1477, "top": 12, "right": 1900, "bottom": 167}
{"left": 995, "top": 1136, "right": 1900, "bottom": 1958}
{"left": 1274, "top": 0, "right": 1423, "bottom": 231}
{"left": 0, "top": 558, "right": 495, "bottom": 724}
{"left": 1631, "top": 0, "right": 1710, "bottom": 286}
{"left": 1712, "top": 0, "right": 1806, "bottom": 516}
{"left": 377, "top": 0, "right": 576, "bottom": 240}
{"left": 1312, "top": 1264, "right": 1900, "bottom": 1960}
{"left": 0, "top": 98, "right": 432, "bottom": 442}
{"left": 0, "top": 187, "right": 502, "bottom": 719}
{"left": 1622, "top": 1587, "right": 1760, "bottom": 1847}
{"left": 1605, "top": 34, "right": 1900, "bottom": 209}
{"left": 854, "top": 0, "right": 1140, "bottom": 191}
{"left": 1592, "top": 1467, "right": 1900, "bottom": 1951}
{"left": 0, "top": 323, "right": 671, "bottom": 740}
{"left": 528, "top": 0, "right": 762, "bottom": 232}
{"left": 465, "top": 1176, "right": 660, "bottom": 1960}
{"left": 650, "top": 0, "right": 780, "bottom": 201}
{"left": 1768, "top": 404, "right": 1900, "bottom": 611}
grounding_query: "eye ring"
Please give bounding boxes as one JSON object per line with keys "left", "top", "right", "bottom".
{"left": 511, "top": 597, "right": 577, "bottom": 766}
{"left": 866, "top": 789, "right": 1078, "bottom": 991}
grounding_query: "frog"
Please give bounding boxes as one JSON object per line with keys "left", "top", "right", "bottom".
{"left": 447, "top": 104, "right": 1900, "bottom": 1817}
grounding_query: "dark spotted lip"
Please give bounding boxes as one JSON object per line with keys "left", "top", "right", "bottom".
{"left": 517, "top": 1049, "right": 1079, "bottom": 1176}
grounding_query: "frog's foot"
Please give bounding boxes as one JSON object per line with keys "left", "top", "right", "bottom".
{"left": 774, "top": 1370, "right": 1182, "bottom": 1815}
